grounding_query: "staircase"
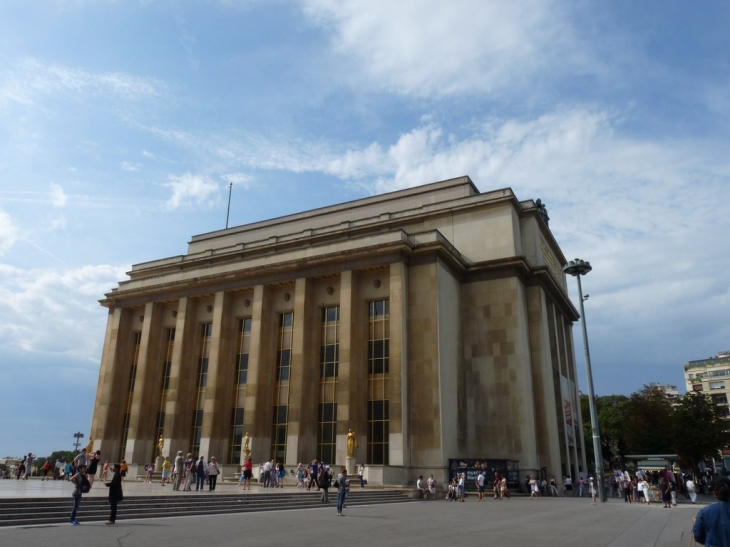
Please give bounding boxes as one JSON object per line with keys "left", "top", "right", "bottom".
{"left": 0, "top": 490, "right": 415, "bottom": 527}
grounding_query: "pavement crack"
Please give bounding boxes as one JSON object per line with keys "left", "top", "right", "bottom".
{"left": 116, "top": 531, "right": 132, "bottom": 546}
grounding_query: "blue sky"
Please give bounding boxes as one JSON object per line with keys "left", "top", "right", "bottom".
{"left": 1, "top": 0, "right": 728, "bottom": 458}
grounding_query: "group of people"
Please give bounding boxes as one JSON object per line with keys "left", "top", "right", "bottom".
{"left": 170, "top": 452, "right": 221, "bottom": 492}
{"left": 64, "top": 448, "right": 123, "bottom": 526}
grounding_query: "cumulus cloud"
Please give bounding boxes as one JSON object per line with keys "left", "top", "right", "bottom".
{"left": 301, "top": 0, "right": 584, "bottom": 97}
{"left": 0, "top": 263, "right": 128, "bottom": 367}
{"left": 164, "top": 172, "right": 219, "bottom": 210}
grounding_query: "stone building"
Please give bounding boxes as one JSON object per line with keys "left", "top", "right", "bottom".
{"left": 684, "top": 351, "right": 730, "bottom": 419}
{"left": 90, "top": 176, "right": 588, "bottom": 484}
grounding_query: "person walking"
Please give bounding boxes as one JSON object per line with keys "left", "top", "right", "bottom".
{"left": 687, "top": 477, "right": 698, "bottom": 504}
{"left": 334, "top": 468, "right": 349, "bottom": 516}
{"left": 692, "top": 476, "right": 730, "bottom": 547}
{"left": 105, "top": 463, "right": 123, "bottom": 524}
{"left": 69, "top": 464, "right": 90, "bottom": 525}
{"left": 589, "top": 477, "right": 597, "bottom": 506}
{"left": 319, "top": 465, "right": 331, "bottom": 503}
{"left": 529, "top": 475, "right": 539, "bottom": 500}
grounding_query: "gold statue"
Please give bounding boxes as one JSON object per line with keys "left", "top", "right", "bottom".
{"left": 347, "top": 429, "right": 358, "bottom": 457}
{"left": 157, "top": 436, "right": 164, "bottom": 457}
{"left": 85, "top": 437, "right": 94, "bottom": 453}
{"left": 241, "top": 432, "right": 251, "bottom": 464}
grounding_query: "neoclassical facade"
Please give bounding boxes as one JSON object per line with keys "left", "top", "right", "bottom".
{"left": 90, "top": 176, "right": 588, "bottom": 484}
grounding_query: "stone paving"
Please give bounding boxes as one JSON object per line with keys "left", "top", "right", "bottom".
{"left": 0, "top": 480, "right": 711, "bottom": 547}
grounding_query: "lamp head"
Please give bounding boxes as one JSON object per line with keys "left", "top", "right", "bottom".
{"left": 563, "top": 258, "right": 592, "bottom": 277}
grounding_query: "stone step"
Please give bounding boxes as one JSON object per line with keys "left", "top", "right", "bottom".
{"left": 0, "top": 491, "right": 414, "bottom": 527}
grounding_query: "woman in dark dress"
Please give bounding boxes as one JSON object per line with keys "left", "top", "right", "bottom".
{"left": 87, "top": 450, "right": 101, "bottom": 485}
{"left": 105, "top": 464, "right": 123, "bottom": 525}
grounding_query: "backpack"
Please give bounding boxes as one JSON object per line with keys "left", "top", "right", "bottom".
{"left": 197, "top": 461, "right": 204, "bottom": 473}
{"left": 80, "top": 474, "right": 91, "bottom": 494}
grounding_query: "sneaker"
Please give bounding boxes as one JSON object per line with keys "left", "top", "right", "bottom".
{"left": 70, "top": 521, "right": 80, "bottom": 526}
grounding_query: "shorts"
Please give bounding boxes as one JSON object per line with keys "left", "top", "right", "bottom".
{"left": 243, "top": 470, "right": 253, "bottom": 479}
{"left": 162, "top": 471, "right": 169, "bottom": 479}
{"left": 478, "top": 485, "right": 484, "bottom": 493}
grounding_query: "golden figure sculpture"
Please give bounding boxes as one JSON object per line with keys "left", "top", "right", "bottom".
{"left": 347, "top": 429, "right": 358, "bottom": 457}
{"left": 157, "top": 436, "right": 164, "bottom": 457}
{"left": 85, "top": 437, "right": 94, "bottom": 453}
{"left": 241, "top": 432, "right": 252, "bottom": 463}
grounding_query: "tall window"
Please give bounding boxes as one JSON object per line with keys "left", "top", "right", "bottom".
{"left": 318, "top": 306, "right": 339, "bottom": 465}
{"left": 119, "top": 331, "right": 142, "bottom": 461}
{"left": 229, "top": 318, "right": 251, "bottom": 463}
{"left": 190, "top": 323, "right": 211, "bottom": 455}
{"left": 271, "top": 312, "right": 293, "bottom": 461}
{"left": 367, "top": 300, "right": 389, "bottom": 465}
{"left": 152, "top": 328, "right": 175, "bottom": 461}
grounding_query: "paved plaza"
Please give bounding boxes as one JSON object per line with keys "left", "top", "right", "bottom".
{"left": 0, "top": 479, "right": 707, "bottom": 547}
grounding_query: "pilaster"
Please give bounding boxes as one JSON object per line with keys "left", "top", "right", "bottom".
{"left": 126, "top": 302, "right": 164, "bottom": 463}
{"left": 200, "top": 291, "right": 234, "bottom": 460}
{"left": 164, "top": 297, "right": 198, "bottom": 456}
{"left": 389, "top": 260, "right": 408, "bottom": 468}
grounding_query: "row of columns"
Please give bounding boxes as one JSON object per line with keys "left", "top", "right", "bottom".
{"left": 91, "top": 263, "right": 409, "bottom": 472}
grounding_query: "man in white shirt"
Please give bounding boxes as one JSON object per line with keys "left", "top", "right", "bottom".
{"left": 476, "top": 471, "right": 486, "bottom": 501}
{"left": 262, "top": 460, "right": 272, "bottom": 488}
{"left": 416, "top": 475, "right": 426, "bottom": 498}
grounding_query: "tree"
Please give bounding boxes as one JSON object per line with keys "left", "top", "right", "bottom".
{"left": 623, "top": 384, "right": 674, "bottom": 454}
{"left": 672, "top": 392, "right": 730, "bottom": 472}
{"left": 580, "top": 394, "right": 629, "bottom": 468}
{"left": 46, "top": 450, "right": 77, "bottom": 466}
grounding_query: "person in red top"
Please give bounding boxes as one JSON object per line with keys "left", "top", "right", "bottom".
{"left": 241, "top": 458, "right": 253, "bottom": 490}
{"left": 41, "top": 460, "right": 52, "bottom": 481}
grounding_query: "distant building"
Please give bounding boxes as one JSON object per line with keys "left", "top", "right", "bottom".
{"left": 90, "top": 176, "right": 588, "bottom": 485}
{"left": 655, "top": 384, "right": 680, "bottom": 405}
{"left": 683, "top": 351, "right": 730, "bottom": 418}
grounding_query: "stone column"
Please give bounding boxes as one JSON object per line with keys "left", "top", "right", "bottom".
{"left": 338, "top": 270, "right": 366, "bottom": 467}
{"left": 526, "top": 286, "right": 563, "bottom": 483}
{"left": 243, "top": 284, "right": 275, "bottom": 464}
{"left": 91, "top": 307, "right": 133, "bottom": 462}
{"left": 164, "top": 297, "right": 199, "bottom": 457}
{"left": 200, "top": 291, "right": 234, "bottom": 461}
{"left": 287, "top": 277, "right": 316, "bottom": 466}
{"left": 389, "top": 261, "right": 408, "bottom": 472}
{"left": 125, "top": 302, "right": 164, "bottom": 464}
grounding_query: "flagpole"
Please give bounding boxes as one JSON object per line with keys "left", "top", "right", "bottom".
{"left": 225, "top": 182, "right": 233, "bottom": 229}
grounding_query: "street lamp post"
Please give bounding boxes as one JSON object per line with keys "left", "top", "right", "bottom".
{"left": 73, "top": 431, "right": 84, "bottom": 452}
{"left": 563, "top": 258, "right": 605, "bottom": 502}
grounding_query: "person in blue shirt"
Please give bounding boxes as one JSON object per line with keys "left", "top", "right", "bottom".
{"left": 692, "top": 476, "right": 730, "bottom": 547}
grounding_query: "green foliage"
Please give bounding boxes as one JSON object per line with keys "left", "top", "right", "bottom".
{"left": 46, "top": 450, "right": 77, "bottom": 465}
{"left": 580, "top": 394, "right": 629, "bottom": 467}
{"left": 623, "top": 384, "right": 674, "bottom": 454}
{"left": 672, "top": 392, "right": 730, "bottom": 470}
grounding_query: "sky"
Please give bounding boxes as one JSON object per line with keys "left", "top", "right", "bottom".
{"left": 1, "top": 0, "right": 728, "bottom": 458}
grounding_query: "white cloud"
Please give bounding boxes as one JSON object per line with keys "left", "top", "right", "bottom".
{"left": 301, "top": 0, "right": 583, "bottom": 97}
{"left": 222, "top": 172, "right": 253, "bottom": 190}
{"left": 121, "top": 161, "right": 142, "bottom": 172}
{"left": 49, "top": 183, "right": 67, "bottom": 208}
{"left": 0, "top": 58, "right": 165, "bottom": 109}
{"left": 164, "top": 172, "right": 219, "bottom": 210}
{"left": 0, "top": 263, "right": 128, "bottom": 366}
{"left": 0, "top": 210, "right": 19, "bottom": 255}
